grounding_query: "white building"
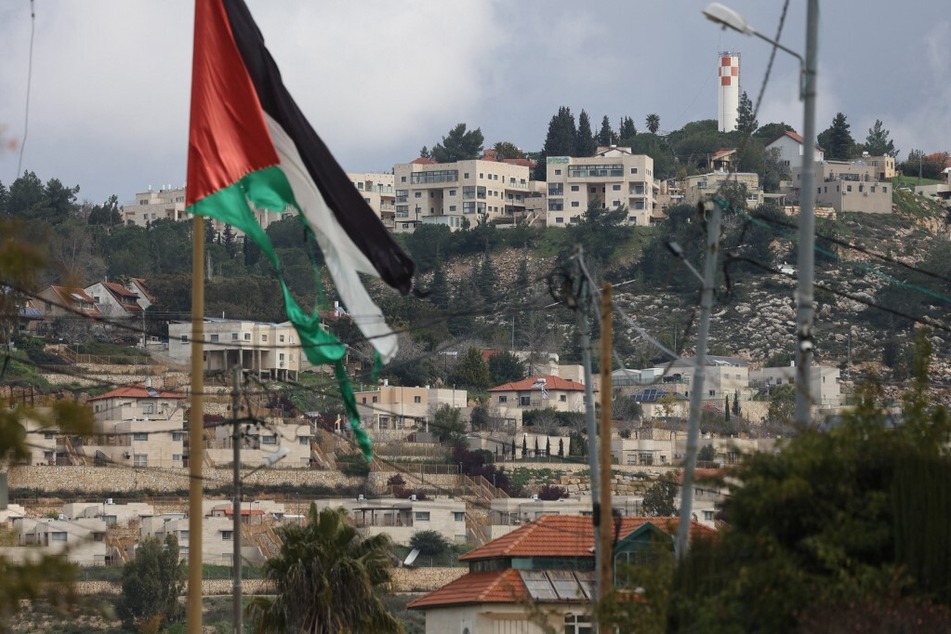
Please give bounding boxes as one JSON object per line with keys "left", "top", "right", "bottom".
{"left": 393, "top": 157, "right": 533, "bottom": 231}
{"left": 353, "top": 384, "right": 468, "bottom": 440}
{"left": 766, "top": 130, "right": 826, "bottom": 171}
{"left": 545, "top": 146, "right": 660, "bottom": 226}
{"left": 312, "top": 496, "right": 468, "bottom": 545}
{"left": 348, "top": 172, "right": 396, "bottom": 231}
{"left": 717, "top": 51, "right": 740, "bottom": 132}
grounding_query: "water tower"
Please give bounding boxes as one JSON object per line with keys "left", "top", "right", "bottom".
{"left": 717, "top": 51, "right": 740, "bottom": 132}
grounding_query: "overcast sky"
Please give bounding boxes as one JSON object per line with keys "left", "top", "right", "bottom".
{"left": 1, "top": 1, "right": 948, "bottom": 205}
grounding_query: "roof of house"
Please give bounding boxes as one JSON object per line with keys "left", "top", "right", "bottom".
{"left": 768, "top": 130, "right": 825, "bottom": 152}
{"left": 88, "top": 383, "right": 185, "bottom": 401}
{"left": 459, "top": 515, "right": 714, "bottom": 561}
{"left": 489, "top": 375, "right": 588, "bottom": 393}
{"left": 407, "top": 569, "right": 528, "bottom": 609}
{"left": 44, "top": 286, "right": 101, "bottom": 316}
{"left": 128, "top": 278, "right": 155, "bottom": 302}
{"left": 410, "top": 515, "right": 715, "bottom": 610}
{"left": 711, "top": 148, "right": 737, "bottom": 161}
{"left": 410, "top": 157, "right": 436, "bottom": 165}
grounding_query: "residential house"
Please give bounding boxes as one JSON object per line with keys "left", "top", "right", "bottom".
{"left": 408, "top": 515, "right": 714, "bottom": 633}
{"left": 85, "top": 280, "right": 144, "bottom": 321}
{"left": 393, "top": 156, "right": 532, "bottom": 232}
{"left": 139, "top": 513, "right": 257, "bottom": 566}
{"left": 791, "top": 158, "right": 893, "bottom": 214}
{"left": 643, "top": 356, "right": 750, "bottom": 402}
{"left": 63, "top": 500, "right": 155, "bottom": 527}
{"left": 681, "top": 170, "right": 764, "bottom": 208}
{"left": 489, "top": 375, "right": 588, "bottom": 417}
{"left": 312, "top": 496, "right": 468, "bottom": 545}
{"left": 611, "top": 426, "right": 681, "bottom": 466}
{"left": 124, "top": 278, "right": 155, "bottom": 311}
{"left": 348, "top": 172, "right": 396, "bottom": 230}
{"left": 353, "top": 383, "right": 468, "bottom": 440}
{"left": 627, "top": 387, "right": 690, "bottom": 422}
{"left": 545, "top": 146, "right": 660, "bottom": 227}
{"left": 82, "top": 382, "right": 187, "bottom": 468}
{"left": 8, "top": 516, "right": 108, "bottom": 566}
{"left": 206, "top": 417, "right": 313, "bottom": 468}
{"left": 36, "top": 285, "right": 101, "bottom": 320}
{"left": 766, "top": 130, "right": 825, "bottom": 171}
{"left": 485, "top": 497, "right": 645, "bottom": 541}
{"left": 749, "top": 363, "right": 842, "bottom": 411}
{"left": 167, "top": 318, "right": 302, "bottom": 381}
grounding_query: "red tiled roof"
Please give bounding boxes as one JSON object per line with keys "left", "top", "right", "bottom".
{"left": 489, "top": 375, "right": 588, "bottom": 393}
{"left": 88, "top": 383, "right": 185, "bottom": 401}
{"left": 407, "top": 569, "right": 528, "bottom": 609}
{"left": 410, "top": 157, "right": 436, "bottom": 165}
{"left": 459, "top": 515, "right": 714, "bottom": 561}
{"left": 103, "top": 281, "right": 139, "bottom": 299}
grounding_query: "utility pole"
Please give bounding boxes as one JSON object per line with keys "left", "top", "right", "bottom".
{"left": 676, "top": 202, "right": 721, "bottom": 559}
{"left": 186, "top": 215, "right": 205, "bottom": 634}
{"left": 231, "top": 366, "right": 243, "bottom": 634}
{"left": 597, "top": 283, "right": 614, "bottom": 613}
{"left": 572, "top": 246, "right": 601, "bottom": 613}
{"left": 794, "top": 0, "right": 819, "bottom": 428}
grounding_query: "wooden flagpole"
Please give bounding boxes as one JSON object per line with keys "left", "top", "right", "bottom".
{"left": 186, "top": 215, "right": 205, "bottom": 633}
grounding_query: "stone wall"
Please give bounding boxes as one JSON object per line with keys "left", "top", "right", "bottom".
{"left": 9, "top": 465, "right": 370, "bottom": 495}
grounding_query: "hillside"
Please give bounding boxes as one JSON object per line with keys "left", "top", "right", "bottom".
{"left": 418, "top": 189, "right": 951, "bottom": 401}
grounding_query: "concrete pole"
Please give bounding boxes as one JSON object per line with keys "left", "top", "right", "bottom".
{"left": 676, "top": 203, "right": 721, "bottom": 559}
{"left": 231, "top": 366, "right": 243, "bottom": 634}
{"left": 794, "top": 0, "right": 820, "bottom": 428}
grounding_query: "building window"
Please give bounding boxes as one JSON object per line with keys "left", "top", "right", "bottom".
{"left": 133, "top": 454, "right": 148, "bottom": 468}
{"left": 279, "top": 335, "right": 285, "bottom": 342}
{"left": 414, "top": 396, "right": 422, "bottom": 404}
{"left": 520, "top": 396, "right": 531, "bottom": 407}
{"left": 564, "top": 613, "right": 592, "bottom": 634}
{"left": 612, "top": 184, "right": 621, "bottom": 191}
{"left": 132, "top": 432, "right": 149, "bottom": 441}
{"left": 414, "top": 191, "right": 422, "bottom": 198}
{"left": 51, "top": 532, "right": 68, "bottom": 542}
{"left": 262, "top": 335, "right": 267, "bottom": 342}
{"left": 142, "top": 403, "right": 154, "bottom": 414}
{"left": 571, "top": 201, "right": 580, "bottom": 207}
{"left": 244, "top": 333, "right": 251, "bottom": 340}
{"left": 554, "top": 169, "right": 562, "bottom": 176}
{"left": 555, "top": 217, "right": 564, "bottom": 223}
{"left": 379, "top": 416, "right": 389, "bottom": 430}
{"left": 173, "top": 454, "right": 183, "bottom": 462}
{"left": 232, "top": 333, "right": 238, "bottom": 340}
{"left": 262, "top": 435, "right": 277, "bottom": 445}
{"left": 414, "top": 512, "right": 430, "bottom": 521}
{"left": 210, "top": 334, "right": 219, "bottom": 342}
{"left": 560, "top": 394, "right": 567, "bottom": 402}
{"left": 180, "top": 335, "right": 187, "bottom": 343}
{"left": 499, "top": 395, "right": 508, "bottom": 403}
{"left": 372, "top": 396, "right": 378, "bottom": 403}
{"left": 222, "top": 531, "right": 233, "bottom": 541}
{"left": 454, "top": 512, "right": 465, "bottom": 522}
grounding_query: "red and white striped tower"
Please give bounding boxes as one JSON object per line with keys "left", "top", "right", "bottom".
{"left": 717, "top": 52, "right": 740, "bottom": 132}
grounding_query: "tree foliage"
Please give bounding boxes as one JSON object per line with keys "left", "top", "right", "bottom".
{"left": 646, "top": 113, "right": 661, "bottom": 135}
{"left": 248, "top": 505, "right": 402, "bottom": 633}
{"left": 449, "top": 347, "right": 491, "bottom": 391}
{"left": 818, "top": 112, "right": 855, "bottom": 160}
{"left": 117, "top": 534, "right": 185, "bottom": 631}
{"left": 488, "top": 351, "right": 526, "bottom": 386}
{"left": 431, "top": 123, "right": 484, "bottom": 163}
{"left": 736, "top": 91, "right": 757, "bottom": 135}
{"left": 864, "top": 118, "right": 897, "bottom": 157}
{"left": 535, "top": 106, "right": 578, "bottom": 180}
{"left": 410, "top": 530, "right": 452, "bottom": 558}
{"left": 642, "top": 474, "right": 678, "bottom": 516}
{"left": 670, "top": 336, "right": 951, "bottom": 631}
{"left": 575, "top": 110, "right": 597, "bottom": 157}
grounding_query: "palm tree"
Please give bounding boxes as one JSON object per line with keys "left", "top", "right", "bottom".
{"left": 247, "top": 505, "right": 403, "bottom": 633}
{"left": 646, "top": 113, "right": 661, "bottom": 135}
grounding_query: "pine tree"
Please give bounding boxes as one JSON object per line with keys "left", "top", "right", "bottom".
{"left": 596, "top": 115, "right": 615, "bottom": 146}
{"left": 736, "top": 91, "right": 758, "bottom": 134}
{"left": 546, "top": 437, "right": 551, "bottom": 457}
{"left": 477, "top": 254, "right": 498, "bottom": 300}
{"left": 428, "top": 261, "right": 450, "bottom": 310}
{"left": 575, "top": 110, "right": 597, "bottom": 157}
{"left": 558, "top": 438, "right": 565, "bottom": 458}
{"left": 618, "top": 116, "right": 637, "bottom": 144}
{"left": 818, "top": 112, "right": 855, "bottom": 160}
{"left": 725, "top": 395, "right": 731, "bottom": 422}
{"left": 522, "top": 435, "right": 528, "bottom": 458}
{"left": 534, "top": 106, "right": 578, "bottom": 180}
{"left": 864, "top": 119, "right": 897, "bottom": 157}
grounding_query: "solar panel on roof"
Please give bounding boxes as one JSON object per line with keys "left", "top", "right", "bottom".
{"left": 548, "top": 570, "right": 584, "bottom": 600}
{"left": 145, "top": 387, "right": 160, "bottom": 398}
{"left": 519, "top": 570, "right": 558, "bottom": 600}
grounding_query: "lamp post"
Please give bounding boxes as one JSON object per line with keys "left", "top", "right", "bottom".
{"left": 703, "top": 2, "right": 819, "bottom": 428}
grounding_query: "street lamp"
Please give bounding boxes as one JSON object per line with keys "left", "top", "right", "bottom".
{"left": 702, "top": 2, "right": 819, "bottom": 429}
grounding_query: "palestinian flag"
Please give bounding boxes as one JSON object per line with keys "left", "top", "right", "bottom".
{"left": 186, "top": 0, "right": 415, "bottom": 458}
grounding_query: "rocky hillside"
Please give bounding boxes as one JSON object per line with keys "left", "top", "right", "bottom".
{"left": 434, "top": 190, "right": 951, "bottom": 398}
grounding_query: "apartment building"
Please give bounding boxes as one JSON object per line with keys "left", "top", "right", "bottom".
{"left": 122, "top": 186, "right": 290, "bottom": 236}
{"left": 167, "top": 318, "right": 302, "bottom": 381}
{"left": 544, "top": 146, "right": 660, "bottom": 226}
{"left": 749, "top": 364, "right": 842, "bottom": 410}
{"left": 9, "top": 517, "right": 108, "bottom": 566}
{"left": 681, "top": 170, "right": 764, "bottom": 208}
{"left": 392, "top": 157, "right": 532, "bottom": 231}
{"left": 312, "top": 496, "right": 468, "bottom": 545}
{"left": 353, "top": 383, "right": 468, "bottom": 439}
{"left": 207, "top": 417, "right": 314, "bottom": 468}
{"left": 791, "top": 159, "right": 893, "bottom": 214}
{"left": 83, "top": 382, "right": 187, "bottom": 468}
{"left": 348, "top": 172, "right": 396, "bottom": 230}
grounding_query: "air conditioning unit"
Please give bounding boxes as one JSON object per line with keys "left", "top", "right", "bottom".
{"left": 531, "top": 494, "right": 540, "bottom": 501}
{"left": 410, "top": 494, "right": 417, "bottom": 502}
{"left": 357, "top": 494, "right": 365, "bottom": 501}
{"left": 123, "top": 452, "right": 131, "bottom": 459}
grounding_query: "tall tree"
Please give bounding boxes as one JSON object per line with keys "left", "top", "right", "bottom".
{"left": 431, "top": 123, "right": 484, "bottom": 163}
{"left": 0, "top": 180, "right": 8, "bottom": 216}
{"left": 864, "top": 119, "right": 897, "bottom": 157}
{"left": 736, "top": 91, "right": 758, "bottom": 135}
{"left": 575, "top": 110, "right": 597, "bottom": 157}
{"left": 596, "top": 115, "right": 615, "bottom": 146}
{"left": 618, "top": 116, "right": 637, "bottom": 144}
{"left": 87, "top": 194, "right": 121, "bottom": 226}
{"left": 818, "top": 112, "right": 855, "bottom": 160}
{"left": 419, "top": 146, "right": 431, "bottom": 159}
{"left": 449, "top": 346, "right": 492, "bottom": 391}
{"left": 7, "top": 171, "right": 44, "bottom": 218}
{"left": 646, "top": 113, "right": 661, "bottom": 134}
{"left": 248, "top": 505, "right": 402, "bottom": 633}
{"left": 488, "top": 351, "right": 526, "bottom": 385}
{"left": 476, "top": 253, "right": 498, "bottom": 300}
{"left": 117, "top": 535, "right": 185, "bottom": 631}
{"left": 427, "top": 260, "right": 451, "bottom": 310}
{"left": 534, "top": 106, "right": 578, "bottom": 180}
